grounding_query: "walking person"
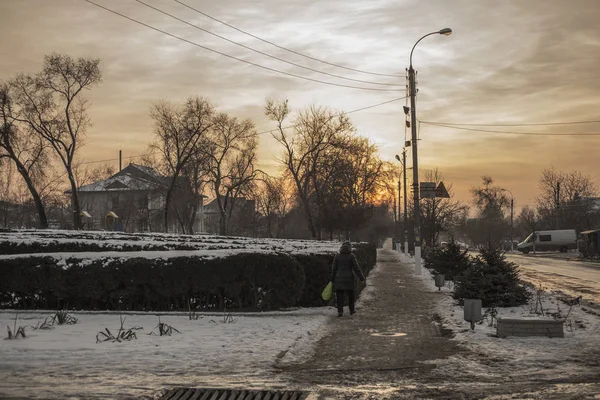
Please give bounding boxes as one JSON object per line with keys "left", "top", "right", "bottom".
{"left": 330, "top": 241, "right": 365, "bottom": 317}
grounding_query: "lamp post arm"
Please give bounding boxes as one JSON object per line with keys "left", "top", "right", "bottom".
{"left": 409, "top": 31, "right": 441, "bottom": 68}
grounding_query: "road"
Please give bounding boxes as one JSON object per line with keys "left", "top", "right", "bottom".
{"left": 505, "top": 252, "right": 600, "bottom": 306}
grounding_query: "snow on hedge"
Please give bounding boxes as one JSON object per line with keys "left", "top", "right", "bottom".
{"left": 0, "top": 229, "right": 345, "bottom": 260}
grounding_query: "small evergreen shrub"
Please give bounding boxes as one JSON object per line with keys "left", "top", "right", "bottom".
{"left": 423, "top": 241, "right": 472, "bottom": 281}
{"left": 453, "top": 246, "right": 531, "bottom": 307}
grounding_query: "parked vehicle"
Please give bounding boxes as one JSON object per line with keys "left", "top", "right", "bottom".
{"left": 517, "top": 229, "right": 577, "bottom": 254}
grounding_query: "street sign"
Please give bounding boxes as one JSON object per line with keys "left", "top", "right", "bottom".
{"left": 420, "top": 182, "right": 436, "bottom": 198}
{"left": 418, "top": 181, "right": 450, "bottom": 199}
{"left": 435, "top": 182, "right": 450, "bottom": 198}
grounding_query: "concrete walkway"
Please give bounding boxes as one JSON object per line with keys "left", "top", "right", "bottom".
{"left": 282, "top": 240, "right": 464, "bottom": 398}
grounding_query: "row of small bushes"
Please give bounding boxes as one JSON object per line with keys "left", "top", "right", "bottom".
{"left": 0, "top": 243, "right": 376, "bottom": 311}
{"left": 423, "top": 241, "right": 531, "bottom": 307}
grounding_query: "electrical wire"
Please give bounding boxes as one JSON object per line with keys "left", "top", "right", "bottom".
{"left": 135, "top": 0, "right": 401, "bottom": 87}
{"left": 80, "top": 96, "right": 406, "bottom": 165}
{"left": 421, "top": 121, "right": 600, "bottom": 136}
{"left": 174, "top": 0, "right": 403, "bottom": 79}
{"left": 420, "top": 119, "right": 600, "bottom": 127}
{"left": 255, "top": 95, "right": 406, "bottom": 135}
{"left": 82, "top": 0, "right": 403, "bottom": 92}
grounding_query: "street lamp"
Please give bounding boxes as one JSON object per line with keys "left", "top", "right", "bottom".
{"left": 408, "top": 28, "right": 452, "bottom": 274}
{"left": 501, "top": 188, "right": 515, "bottom": 251}
{"left": 395, "top": 150, "right": 408, "bottom": 256}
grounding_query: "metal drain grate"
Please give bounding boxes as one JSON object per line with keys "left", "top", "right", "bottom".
{"left": 159, "top": 387, "right": 310, "bottom": 400}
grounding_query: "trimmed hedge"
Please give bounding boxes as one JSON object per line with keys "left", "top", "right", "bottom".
{"left": 0, "top": 253, "right": 305, "bottom": 311}
{"left": 0, "top": 243, "right": 377, "bottom": 311}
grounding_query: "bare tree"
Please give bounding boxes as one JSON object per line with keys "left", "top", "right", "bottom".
{"left": 535, "top": 167, "right": 599, "bottom": 231}
{"left": 264, "top": 99, "right": 354, "bottom": 239}
{"left": 470, "top": 176, "right": 510, "bottom": 246}
{"left": 419, "top": 169, "right": 468, "bottom": 247}
{"left": 149, "top": 96, "right": 214, "bottom": 233}
{"left": 0, "top": 83, "right": 50, "bottom": 228}
{"left": 321, "top": 136, "right": 386, "bottom": 240}
{"left": 515, "top": 206, "right": 538, "bottom": 239}
{"left": 252, "top": 173, "right": 294, "bottom": 238}
{"left": 7, "top": 54, "right": 102, "bottom": 229}
{"left": 73, "top": 162, "right": 115, "bottom": 188}
{"left": 180, "top": 152, "right": 210, "bottom": 234}
{"left": 202, "top": 112, "right": 259, "bottom": 236}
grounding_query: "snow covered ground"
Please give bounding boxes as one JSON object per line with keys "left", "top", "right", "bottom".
{"left": 404, "top": 254, "right": 600, "bottom": 387}
{"left": 0, "top": 308, "right": 334, "bottom": 399}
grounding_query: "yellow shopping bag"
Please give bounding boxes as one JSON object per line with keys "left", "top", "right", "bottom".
{"left": 321, "top": 281, "right": 333, "bottom": 301}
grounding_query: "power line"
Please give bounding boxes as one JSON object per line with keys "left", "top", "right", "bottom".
{"left": 80, "top": 96, "right": 406, "bottom": 165}
{"left": 255, "top": 96, "right": 406, "bottom": 135}
{"left": 421, "top": 121, "right": 600, "bottom": 136}
{"left": 420, "top": 119, "right": 600, "bottom": 127}
{"left": 82, "top": 0, "right": 403, "bottom": 92}
{"left": 135, "top": 0, "right": 401, "bottom": 88}
{"left": 79, "top": 152, "right": 152, "bottom": 165}
{"left": 174, "top": 0, "right": 403, "bottom": 79}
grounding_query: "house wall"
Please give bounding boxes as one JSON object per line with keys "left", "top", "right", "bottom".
{"left": 79, "top": 190, "right": 163, "bottom": 232}
{"left": 79, "top": 190, "right": 204, "bottom": 234}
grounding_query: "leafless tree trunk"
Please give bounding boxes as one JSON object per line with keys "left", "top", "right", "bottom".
{"left": 0, "top": 83, "right": 49, "bottom": 228}
{"left": 149, "top": 96, "right": 214, "bottom": 233}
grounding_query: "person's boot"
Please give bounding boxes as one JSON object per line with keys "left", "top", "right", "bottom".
{"left": 338, "top": 311, "right": 343, "bottom": 317}
{"left": 350, "top": 310, "right": 356, "bottom": 315}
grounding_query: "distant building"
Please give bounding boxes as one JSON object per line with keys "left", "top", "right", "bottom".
{"left": 203, "top": 197, "right": 256, "bottom": 236}
{"left": 75, "top": 163, "right": 205, "bottom": 233}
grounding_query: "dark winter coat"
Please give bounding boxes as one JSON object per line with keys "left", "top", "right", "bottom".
{"left": 330, "top": 242, "right": 365, "bottom": 291}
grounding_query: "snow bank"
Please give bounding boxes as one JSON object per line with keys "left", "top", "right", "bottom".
{"left": 406, "top": 256, "right": 600, "bottom": 383}
{"left": 0, "top": 309, "right": 333, "bottom": 399}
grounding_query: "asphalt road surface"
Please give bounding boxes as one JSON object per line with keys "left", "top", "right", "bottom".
{"left": 505, "top": 252, "right": 600, "bottom": 306}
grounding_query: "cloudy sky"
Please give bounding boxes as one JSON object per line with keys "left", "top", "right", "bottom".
{"left": 1, "top": 0, "right": 599, "bottom": 211}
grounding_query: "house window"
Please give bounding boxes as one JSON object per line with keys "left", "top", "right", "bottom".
{"left": 539, "top": 234, "right": 551, "bottom": 242}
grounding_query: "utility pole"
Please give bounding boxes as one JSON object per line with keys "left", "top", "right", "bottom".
{"left": 556, "top": 182, "right": 561, "bottom": 229}
{"left": 510, "top": 198, "right": 514, "bottom": 251}
{"left": 408, "top": 65, "right": 421, "bottom": 273}
{"left": 393, "top": 196, "right": 397, "bottom": 224}
{"left": 397, "top": 178, "right": 401, "bottom": 248}
{"left": 405, "top": 28, "right": 451, "bottom": 271}
{"left": 403, "top": 149, "right": 408, "bottom": 256}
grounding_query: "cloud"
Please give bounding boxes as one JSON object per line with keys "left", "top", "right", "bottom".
{"left": 1, "top": 0, "right": 599, "bottom": 209}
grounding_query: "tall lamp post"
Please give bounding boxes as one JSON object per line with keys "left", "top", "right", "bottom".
{"left": 408, "top": 28, "right": 452, "bottom": 274}
{"left": 395, "top": 150, "right": 408, "bottom": 256}
{"left": 501, "top": 188, "right": 514, "bottom": 251}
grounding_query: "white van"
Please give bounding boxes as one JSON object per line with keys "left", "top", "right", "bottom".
{"left": 517, "top": 229, "right": 577, "bottom": 254}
